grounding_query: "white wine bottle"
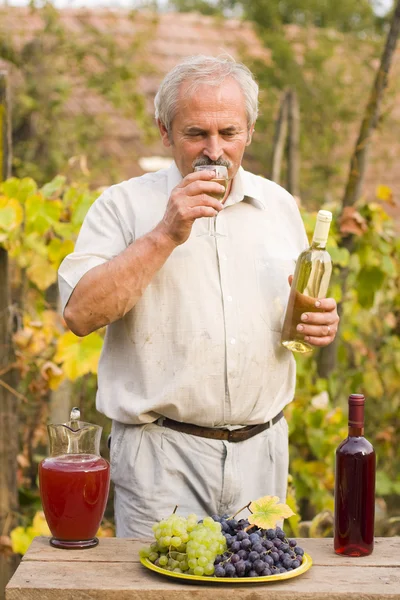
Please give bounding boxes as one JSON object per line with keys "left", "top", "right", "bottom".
{"left": 281, "top": 210, "right": 333, "bottom": 353}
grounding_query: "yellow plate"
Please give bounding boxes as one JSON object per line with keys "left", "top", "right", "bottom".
{"left": 140, "top": 552, "right": 312, "bottom": 584}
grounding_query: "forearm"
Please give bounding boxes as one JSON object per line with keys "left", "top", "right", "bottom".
{"left": 64, "top": 226, "right": 177, "bottom": 336}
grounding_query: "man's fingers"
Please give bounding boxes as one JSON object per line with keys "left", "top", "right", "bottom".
{"left": 314, "top": 298, "right": 337, "bottom": 311}
{"left": 177, "top": 170, "right": 216, "bottom": 187}
{"left": 302, "top": 334, "right": 333, "bottom": 347}
{"left": 184, "top": 180, "right": 226, "bottom": 199}
{"left": 188, "top": 206, "right": 219, "bottom": 219}
{"left": 297, "top": 322, "right": 337, "bottom": 336}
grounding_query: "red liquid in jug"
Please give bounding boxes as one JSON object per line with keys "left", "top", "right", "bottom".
{"left": 39, "top": 454, "right": 110, "bottom": 541}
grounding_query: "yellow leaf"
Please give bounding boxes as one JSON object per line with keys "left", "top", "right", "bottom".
{"left": 96, "top": 523, "right": 115, "bottom": 537}
{"left": 26, "top": 255, "right": 57, "bottom": 290}
{"left": 47, "top": 238, "right": 75, "bottom": 268}
{"left": 54, "top": 331, "right": 104, "bottom": 380}
{"left": 32, "top": 511, "right": 51, "bottom": 536}
{"left": 40, "top": 361, "right": 65, "bottom": 390}
{"left": 248, "top": 495, "right": 295, "bottom": 529}
{"left": 376, "top": 185, "right": 394, "bottom": 205}
{"left": 0, "top": 196, "right": 24, "bottom": 232}
{"left": 10, "top": 527, "right": 34, "bottom": 555}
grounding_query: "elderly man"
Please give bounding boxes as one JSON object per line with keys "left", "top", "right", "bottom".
{"left": 58, "top": 55, "right": 339, "bottom": 537}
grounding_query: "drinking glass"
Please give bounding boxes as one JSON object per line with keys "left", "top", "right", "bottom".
{"left": 195, "top": 165, "right": 228, "bottom": 237}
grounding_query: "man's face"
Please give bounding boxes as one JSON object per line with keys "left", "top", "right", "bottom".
{"left": 158, "top": 77, "right": 254, "bottom": 180}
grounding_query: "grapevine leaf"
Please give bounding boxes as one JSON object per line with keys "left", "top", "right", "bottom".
{"left": 10, "top": 527, "right": 33, "bottom": 556}
{"left": 376, "top": 184, "right": 394, "bottom": 205}
{"left": 339, "top": 206, "right": 367, "bottom": 236}
{"left": 54, "top": 331, "right": 104, "bottom": 380}
{"left": 40, "top": 175, "right": 66, "bottom": 199}
{"left": 71, "top": 190, "right": 97, "bottom": 226}
{"left": 248, "top": 496, "right": 295, "bottom": 529}
{"left": 40, "top": 361, "right": 65, "bottom": 391}
{"left": 32, "top": 511, "right": 51, "bottom": 536}
{"left": 25, "top": 194, "right": 63, "bottom": 235}
{"left": 47, "top": 238, "right": 75, "bottom": 267}
{"left": 356, "top": 266, "right": 385, "bottom": 308}
{"left": 0, "top": 177, "right": 37, "bottom": 203}
{"left": 328, "top": 246, "right": 350, "bottom": 267}
{"left": 0, "top": 196, "right": 24, "bottom": 232}
{"left": 26, "top": 255, "right": 58, "bottom": 290}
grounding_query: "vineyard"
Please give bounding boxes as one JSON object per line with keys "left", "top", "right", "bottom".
{"left": 1, "top": 1, "right": 400, "bottom": 598}
{"left": 1, "top": 172, "right": 399, "bottom": 533}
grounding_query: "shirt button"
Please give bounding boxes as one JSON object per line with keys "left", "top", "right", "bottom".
{"left": 230, "top": 338, "right": 236, "bottom": 345}
{"left": 227, "top": 295, "right": 233, "bottom": 302}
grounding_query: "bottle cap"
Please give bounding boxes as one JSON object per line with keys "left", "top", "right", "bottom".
{"left": 313, "top": 210, "right": 332, "bottom": 245}
{"left": 317, "top": 210, "right": 332, "bottom": 223}
{"left": 348, "top": 393, "right": 365, "bottom": 405}
{"left": 348, "top": 394, "right": 365, "bottom": 427}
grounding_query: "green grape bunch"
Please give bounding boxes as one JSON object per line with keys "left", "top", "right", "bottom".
{"left": 139, "top": 513, "right": 227, "bottom": 576}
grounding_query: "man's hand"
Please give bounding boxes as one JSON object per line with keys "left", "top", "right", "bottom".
{"left": 156, "top": 170, "right": 225, "bottom": 245}
{"left": 287, "top": 275, "right": 340, "bottom": 348}
{"left": 296, "top": 297, "right": 339, "bottom": 347}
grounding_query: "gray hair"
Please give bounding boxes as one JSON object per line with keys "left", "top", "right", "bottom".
{"left": 154, "top": 55, "right": 259, "bottom": 134}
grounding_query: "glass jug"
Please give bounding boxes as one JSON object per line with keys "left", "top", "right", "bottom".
{"left": 39, "top": 407, "right": 110, "bottom": 549}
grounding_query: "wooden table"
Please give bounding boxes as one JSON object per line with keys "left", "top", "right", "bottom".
{"left": 5, "top": 536, "right": 400, "bottom": 599}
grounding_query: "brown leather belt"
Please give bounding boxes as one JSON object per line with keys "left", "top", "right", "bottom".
{"left": 160, "top": 410, "right": 284, "bottom": 443}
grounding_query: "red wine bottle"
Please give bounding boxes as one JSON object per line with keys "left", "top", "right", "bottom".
{"left": 334, "top": 394, "right": 376, "bottom": 556}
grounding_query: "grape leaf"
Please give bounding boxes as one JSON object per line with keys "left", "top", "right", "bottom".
{"left": 40, "top": 175, "right": 66, "bottom": 199}
{"left": 0, "top": 177, "right": 37, "bottom": 203}
{"left": 248, "top": 496, "right": 295, "bottom": 529}
{"left": 32, "top": 511, "right": 51, "bottom": 536}
{"left": 0, "top": 196, "right": 24, "bottom": 232}
{"left": 54, "top": 331, "right": 104, "bottom": 380}
{"left": 10, "top": 527, "right": 33, "bottom": 556}
{"left": 26, "top": 255, "right": 58, "bottom": 290}
{"left": 376, "top": 184, "right": 394, "bottom": 205}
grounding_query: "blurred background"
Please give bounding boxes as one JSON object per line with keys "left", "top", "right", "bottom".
{"left": 0, "top": 0, "right": 399, "bottom": 595}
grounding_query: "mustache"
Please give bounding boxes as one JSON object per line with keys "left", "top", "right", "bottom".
{"left": 192, "top": 157, "right": 232, "bottom": 169}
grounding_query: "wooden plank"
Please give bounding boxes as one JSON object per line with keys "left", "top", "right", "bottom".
{"left": 21, "top": 537, "right": 400, "bottom": 567}
{"left": 5, "top": 561, "right": 400, "bottom": 599}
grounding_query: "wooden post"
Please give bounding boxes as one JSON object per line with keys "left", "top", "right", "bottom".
{"left": 270, "top": 89, "right": 289, "bottom": 184}
{"left": 0, "top": 70, "right": 19, "bottom": 600}
{"left": 342, "top": 0, "right": 400, "bottom": 208}
{"left": 287, "top": 88, "right": 300, "bottom": 200}
{"left": 0, "top": 72, "right": 12, "bottom": 180}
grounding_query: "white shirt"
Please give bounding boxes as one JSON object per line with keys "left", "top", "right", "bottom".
{"left": 58, "top": 162, "right": 308, "bottom": 426}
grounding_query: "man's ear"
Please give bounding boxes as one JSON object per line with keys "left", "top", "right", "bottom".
{"left": 246, "top": 124, "right": 255, "bottom": 146}
{"left": 158, "top": 119, "right": 171, "bottom": 147}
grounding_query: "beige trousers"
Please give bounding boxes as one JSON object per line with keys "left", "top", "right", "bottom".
{"left": 110, "top": 417, "right": 289, "bottom": 537}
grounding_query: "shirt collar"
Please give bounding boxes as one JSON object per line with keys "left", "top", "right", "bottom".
{"left": 166, "top": 162, "right": 266, "bottom": 210}
{"left": 229, "top": 166, "right": 266, "bottom": 209}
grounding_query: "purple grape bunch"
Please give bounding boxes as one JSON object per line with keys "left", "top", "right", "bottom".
{"left": 211, "top": 515, "right": 305, "bottom": 578}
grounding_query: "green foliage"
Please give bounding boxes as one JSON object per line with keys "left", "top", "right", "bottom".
{"left": 172, "top": 0, "right": 383, "bottom": 32}
{"left": 0, "top": 3, "right": 158, "bottom": 184}
{"left": 243, "top": 26, "right": 382, "bottom": 206}
{"left": 2, "top": 173, "right": 399, "bottom": 529}
{"left": 288, "top": 197, "right": 400, "bottom": 518}
{"left": 169, "top": 0, "right": 223, "bottom": 15}
{"left": 228, "top": 0, "right": 379, "bottom": 33}
{"left": 0, "top": 175, "right": 102, "bottom": 393}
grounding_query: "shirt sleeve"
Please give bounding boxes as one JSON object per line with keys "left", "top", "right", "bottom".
{"left": 58, "top": 190, "right": 132, "bottom": 314}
